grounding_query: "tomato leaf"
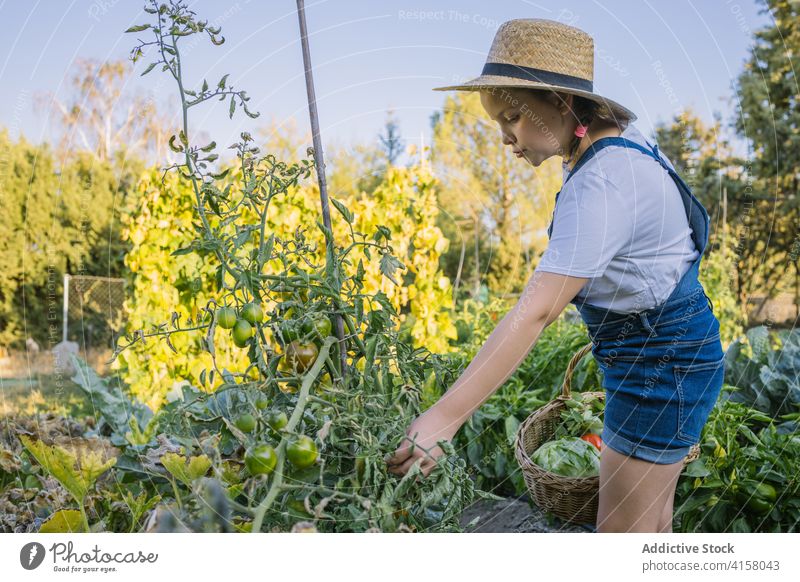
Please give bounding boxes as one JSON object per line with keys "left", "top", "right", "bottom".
{"left": 330, "top": 198, "right": 353, "bottom": 224}
{"left": 39, "top": 509, "right": 85, "bottom": 533}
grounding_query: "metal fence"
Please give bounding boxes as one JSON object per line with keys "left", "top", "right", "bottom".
{"left": 62, "top": 274, "right": 126, "bottom": 348}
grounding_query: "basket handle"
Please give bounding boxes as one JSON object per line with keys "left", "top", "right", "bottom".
{"left": 562, "top": 342, "right": 594, "bottom": 399}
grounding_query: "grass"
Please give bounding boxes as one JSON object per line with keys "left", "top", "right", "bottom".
{"left": 0, "top": 374, "right": 95, "bottom": 419}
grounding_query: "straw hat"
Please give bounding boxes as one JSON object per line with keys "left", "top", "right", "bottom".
{"left": 433, "top": 18, "right": 637, "bottom": 123}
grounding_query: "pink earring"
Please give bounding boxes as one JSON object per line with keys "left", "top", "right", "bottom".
{"left": 574, "top": 123, "right": 589, "bottom": 138}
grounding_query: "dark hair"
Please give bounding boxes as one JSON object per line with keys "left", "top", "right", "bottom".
{"left": 535, "top": 90, "right": 633, "bottom": 164}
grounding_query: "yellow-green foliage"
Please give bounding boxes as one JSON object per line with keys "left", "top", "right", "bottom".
{"left": 116, "top": 170, "right": 252, "bottom": 410}
{"left": 161, "top": 452, "right": 212, "bottom": 487}
{"left": 20, "top": 435, "right": 117, "bottom": 504}
{"left": 334, "top": 165, "right": 457, "bottom": 351}
{"left": 700, "top": 227, "right": 746, "bottom": 350}
{"left": 117, "top": 162, "right": 455, "bottom": 408}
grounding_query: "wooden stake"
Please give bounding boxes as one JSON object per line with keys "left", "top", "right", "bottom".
{"left": 296, "top": 0, "right": 348, "bottom": 380}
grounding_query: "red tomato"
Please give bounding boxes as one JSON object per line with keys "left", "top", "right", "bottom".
{"left": 580, "top": 433, "right": 603, "bottom": 451}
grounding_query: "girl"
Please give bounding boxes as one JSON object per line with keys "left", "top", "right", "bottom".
{"left": 385, "top": 18, "right": 724, "bottom": 533}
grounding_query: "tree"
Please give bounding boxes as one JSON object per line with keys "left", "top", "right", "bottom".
{"left": 731, "top": 0, "right": 799, "bottom": 313}
{"left": 0, "top": 131, "right": 140, "bottom": 347}
{"left": 378, "top": 109, "right": 405, "bottom": 166}
{"left": 48, "top": 59, "right": 173, "bottom": 163}
{"left": 430, "top": 92, "right": 561, "bottom": 298}
{"left": 654, "top": 103, "right": 797, "bottom": 315}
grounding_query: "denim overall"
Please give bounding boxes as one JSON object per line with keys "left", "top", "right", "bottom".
{"left": 547, "top": 137, "right": 725, "bottom": 464}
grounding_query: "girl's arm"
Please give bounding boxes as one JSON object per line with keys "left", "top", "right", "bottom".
{"left": 386, "top": 270, "right": 589, "bottom": 477}
{"left": 436, "top": 269, "right": 588, "bottom": 428}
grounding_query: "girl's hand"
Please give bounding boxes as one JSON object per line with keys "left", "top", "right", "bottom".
{"left": 384, "top": 405, "right": 460, "bottom": 479}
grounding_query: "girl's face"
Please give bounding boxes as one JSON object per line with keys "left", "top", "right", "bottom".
{"left": 480, "top": 88, "right": 573, "bottom": 167}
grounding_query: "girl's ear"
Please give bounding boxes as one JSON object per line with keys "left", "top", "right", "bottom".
{"left": 557, "top": 92, "right": 574, "bottom": 117}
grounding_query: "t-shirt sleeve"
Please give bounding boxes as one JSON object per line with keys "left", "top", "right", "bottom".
{"left": 535, "top": 169, "right": 632, "bottom": 278}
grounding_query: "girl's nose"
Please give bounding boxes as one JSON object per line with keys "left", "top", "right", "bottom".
{"left": 501, "top": 131, "right": 515, "bottom": 146}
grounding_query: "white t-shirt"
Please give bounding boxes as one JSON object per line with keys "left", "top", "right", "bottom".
{"left": 535, "top": 123, "right": 699, "bottom": 313}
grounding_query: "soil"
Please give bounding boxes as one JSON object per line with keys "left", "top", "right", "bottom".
{"left": 459, "top": 494, "right": 595, "bottom": 533}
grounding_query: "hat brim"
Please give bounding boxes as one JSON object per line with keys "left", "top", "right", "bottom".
{"left": 433, "top": 74, "right": 637, "bottom": 123}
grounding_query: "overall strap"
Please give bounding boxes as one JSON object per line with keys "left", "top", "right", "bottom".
{"left": 547, "top": 136, "right": 709, "bottom": 259}
{"left": 564, "top": 136, "right": 667, "bottom": 186}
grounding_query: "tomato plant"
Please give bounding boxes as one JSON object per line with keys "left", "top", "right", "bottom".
{"left": 101, "top": 0, "right": 481, "bottom": 533}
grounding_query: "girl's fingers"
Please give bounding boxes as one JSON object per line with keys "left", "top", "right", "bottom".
{"left": 398, "top": 455, "right": 422, "bottom": 475}
{"left": 385, "top": 432, "right": 419, "bottom": 467}
{"left": 393, "top": 454, "right": 425, "bottom": 476}
{"left": 385, "top": 448, "right": 408, "bottom": 467}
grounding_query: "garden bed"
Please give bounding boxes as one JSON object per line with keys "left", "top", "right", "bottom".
{"left": 460, "top": 494, "right": 593, "bottom": 533}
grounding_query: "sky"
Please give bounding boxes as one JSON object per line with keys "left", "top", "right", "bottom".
{"left": 0, "top": 0, "right": 771, "bottom": 158}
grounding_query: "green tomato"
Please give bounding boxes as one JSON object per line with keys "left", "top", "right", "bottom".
{"left": 265, "top": 410, "right": 288, "bottom": 431}
{"left": 255, "top": 395, "right": 270, "bottom": 410}
{"left": 301, "top": 312, "right": 332, "bottom": 340}
{"left": 216, "top": 306, "right": 237, "bottom": 329}
{"left": 244, "top": 443, "right": 277, "bottom": 476}
{"left": 286, "top": 435, "right": 318, "bottom": 469}
{"left": 234, "top": 413, "right": 256, "bottom": 433}
{"left": 241, "top": 302, "right": 264, "bottom": 325}
{"left": 232, "top": 319, "right": 254, "bottom": 347}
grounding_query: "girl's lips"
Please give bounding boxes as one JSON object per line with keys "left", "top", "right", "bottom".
{"left": 515, "top": 150, "right": 526, "bottom": 158}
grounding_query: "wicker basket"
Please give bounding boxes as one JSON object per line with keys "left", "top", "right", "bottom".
{"left": 514, "top": 342, "right": 701, "bottom": 525}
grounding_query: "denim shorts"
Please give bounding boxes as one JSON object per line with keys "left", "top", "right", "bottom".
{"left": 579, "top": 285, "right": 725, "bottom": 465}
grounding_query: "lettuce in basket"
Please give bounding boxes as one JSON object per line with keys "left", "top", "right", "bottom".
{"left": 531, "top": 436, "right": 600, "bottom": 478}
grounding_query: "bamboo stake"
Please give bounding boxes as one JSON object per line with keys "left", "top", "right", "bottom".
{"left": 296, "top": 0, "right": 348, "bottom": 380}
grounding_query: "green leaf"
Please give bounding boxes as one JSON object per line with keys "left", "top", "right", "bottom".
{"left": 125, "top": 24, "right": 150, "bottom": 33}
{"left": 229, "top": 96, "right": 236, "bottom": 119}
{"left": 259, "top": 234, "right": 275, "bottom": 262}
{"left": 504, "top": 415, "right": 520, "bottom": 445}
{"left": 161, "top": 452, "right": 212, "bottom": 487}
{"left": 373, "top": 225, "right": 391, "bottom": 242}
{"left": 473, "top": 488, "right": 504, "bottom": 501}
{"left": 171, "top": 243, "right": 196, "bottom": 257}
{"left": 331, "top": 198, "right": 353, "bottom": 224}
{"left": 210, "top": 167, "right": 231, "bottom": 180}
{"left": 39, "top": 509, "right": 85, "bottom": 533}
{"left": 69, "top": 356, "right": 154, "bottom": 446}
{"left": 683, "top": 459, "right": 711, "bottom": 478}
{"left": 379, "top": 253, "right": 404, "bottom": 285}
{"left": 168, "top": 135, "right": 183, "bottom": 153}
{"left": 316, "top": 219, "right": 334, "bottom": 246}
{"left": 218, "top": 74, "right": 229, "bottom": 89}
{"left": 141, "top": 62, "right": 157, "bottom": 76}
{"left": 19, "top": 435, "right": 116, "bottom": 504}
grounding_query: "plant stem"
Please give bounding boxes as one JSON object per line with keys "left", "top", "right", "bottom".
{"left": 249, "top": 336, "right": 336, "bottom": 531}
{"left": 79, "top": 503, "right": 90, "bottom": 533}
